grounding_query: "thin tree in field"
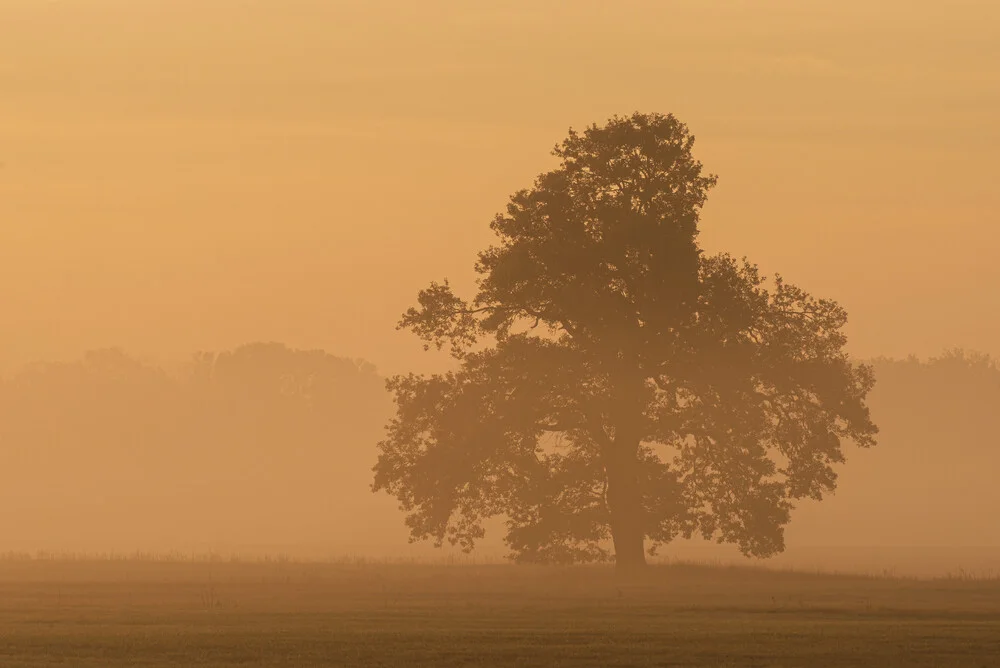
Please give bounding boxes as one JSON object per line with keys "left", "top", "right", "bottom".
{"left": 374, "top": 112, "right": 877, "bottom": 572}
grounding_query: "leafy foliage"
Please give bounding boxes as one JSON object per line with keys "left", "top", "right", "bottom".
{"left": 374, "top": 112, "right": 878, "bottom": 564}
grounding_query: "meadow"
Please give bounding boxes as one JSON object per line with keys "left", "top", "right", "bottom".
{"left": 1, "top": 556, "right": 998, "bottom": 667}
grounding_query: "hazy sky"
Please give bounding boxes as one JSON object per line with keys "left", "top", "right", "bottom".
{"left": 3, "top": 0, "right": 998, "bottom": 376}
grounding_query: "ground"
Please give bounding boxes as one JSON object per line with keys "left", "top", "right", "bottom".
{"left": 1, "top": 558, "right": 998, "bottom": 667}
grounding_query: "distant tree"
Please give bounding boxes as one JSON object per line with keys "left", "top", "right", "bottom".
{"left": 185, "top": 342, "right": 388, "bottom": 472}
{"left": 199, "top": 342, "right": 383, "bottom": 412}
{"left": 373, "top": 112, "right": 878, "bottom": 572}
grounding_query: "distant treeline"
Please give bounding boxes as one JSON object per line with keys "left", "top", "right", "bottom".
{"left": 789, "top": 350, "right": 1000, "bottom": 548}
{"left": 1, "top": 345, "right": 998, "bottom": 554}
{"left": 0, "top": 343, "right": 402, "bottom": 555}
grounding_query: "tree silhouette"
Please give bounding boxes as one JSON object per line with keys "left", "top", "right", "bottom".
{"left": 373, "top": 112, "right": 878, "bottom": 571}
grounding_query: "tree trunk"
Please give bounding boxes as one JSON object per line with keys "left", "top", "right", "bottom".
{"left": 605, "top": 442, "right": 647, "bottom": 575}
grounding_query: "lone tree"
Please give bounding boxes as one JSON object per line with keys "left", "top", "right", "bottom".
{"left": 374, "top": 112, "right": 877, "bottom": 571}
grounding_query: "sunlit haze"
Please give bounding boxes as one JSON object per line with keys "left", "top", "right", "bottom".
{"left": 3, "top": 3, "right": 1000, "bottom": 665}
{"left": 3, "top": 0, "right": 998, "bottom": 377}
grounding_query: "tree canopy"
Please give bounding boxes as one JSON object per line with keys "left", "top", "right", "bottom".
{"left": 373, "top": 112, "right": 878, "bottom": 570}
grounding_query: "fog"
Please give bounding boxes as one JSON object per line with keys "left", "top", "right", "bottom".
{"left": 2, "top": 1, "right": 999, "bottom": 575}
{"left": 1, "top": 345, "right": 997, "bottom": 575}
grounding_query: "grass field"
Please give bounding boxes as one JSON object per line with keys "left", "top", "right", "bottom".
{"left": 1, "top": 558, "right": 998, "bottom": 667}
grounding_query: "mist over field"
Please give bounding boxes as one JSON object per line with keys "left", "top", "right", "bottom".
{"left": 2, "top": 345, "right": 997, "bottom": 576}
{"left": 2, "top": 1, "right": 998, "bottom": 575}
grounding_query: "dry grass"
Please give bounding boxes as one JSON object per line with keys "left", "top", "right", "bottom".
{"left": 1, "top": 558, "right": 998, "bottom": 666}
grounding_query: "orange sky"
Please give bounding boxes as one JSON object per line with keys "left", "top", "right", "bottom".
{"left": 2, "top": 0, "right": 998, "bottom": 376}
